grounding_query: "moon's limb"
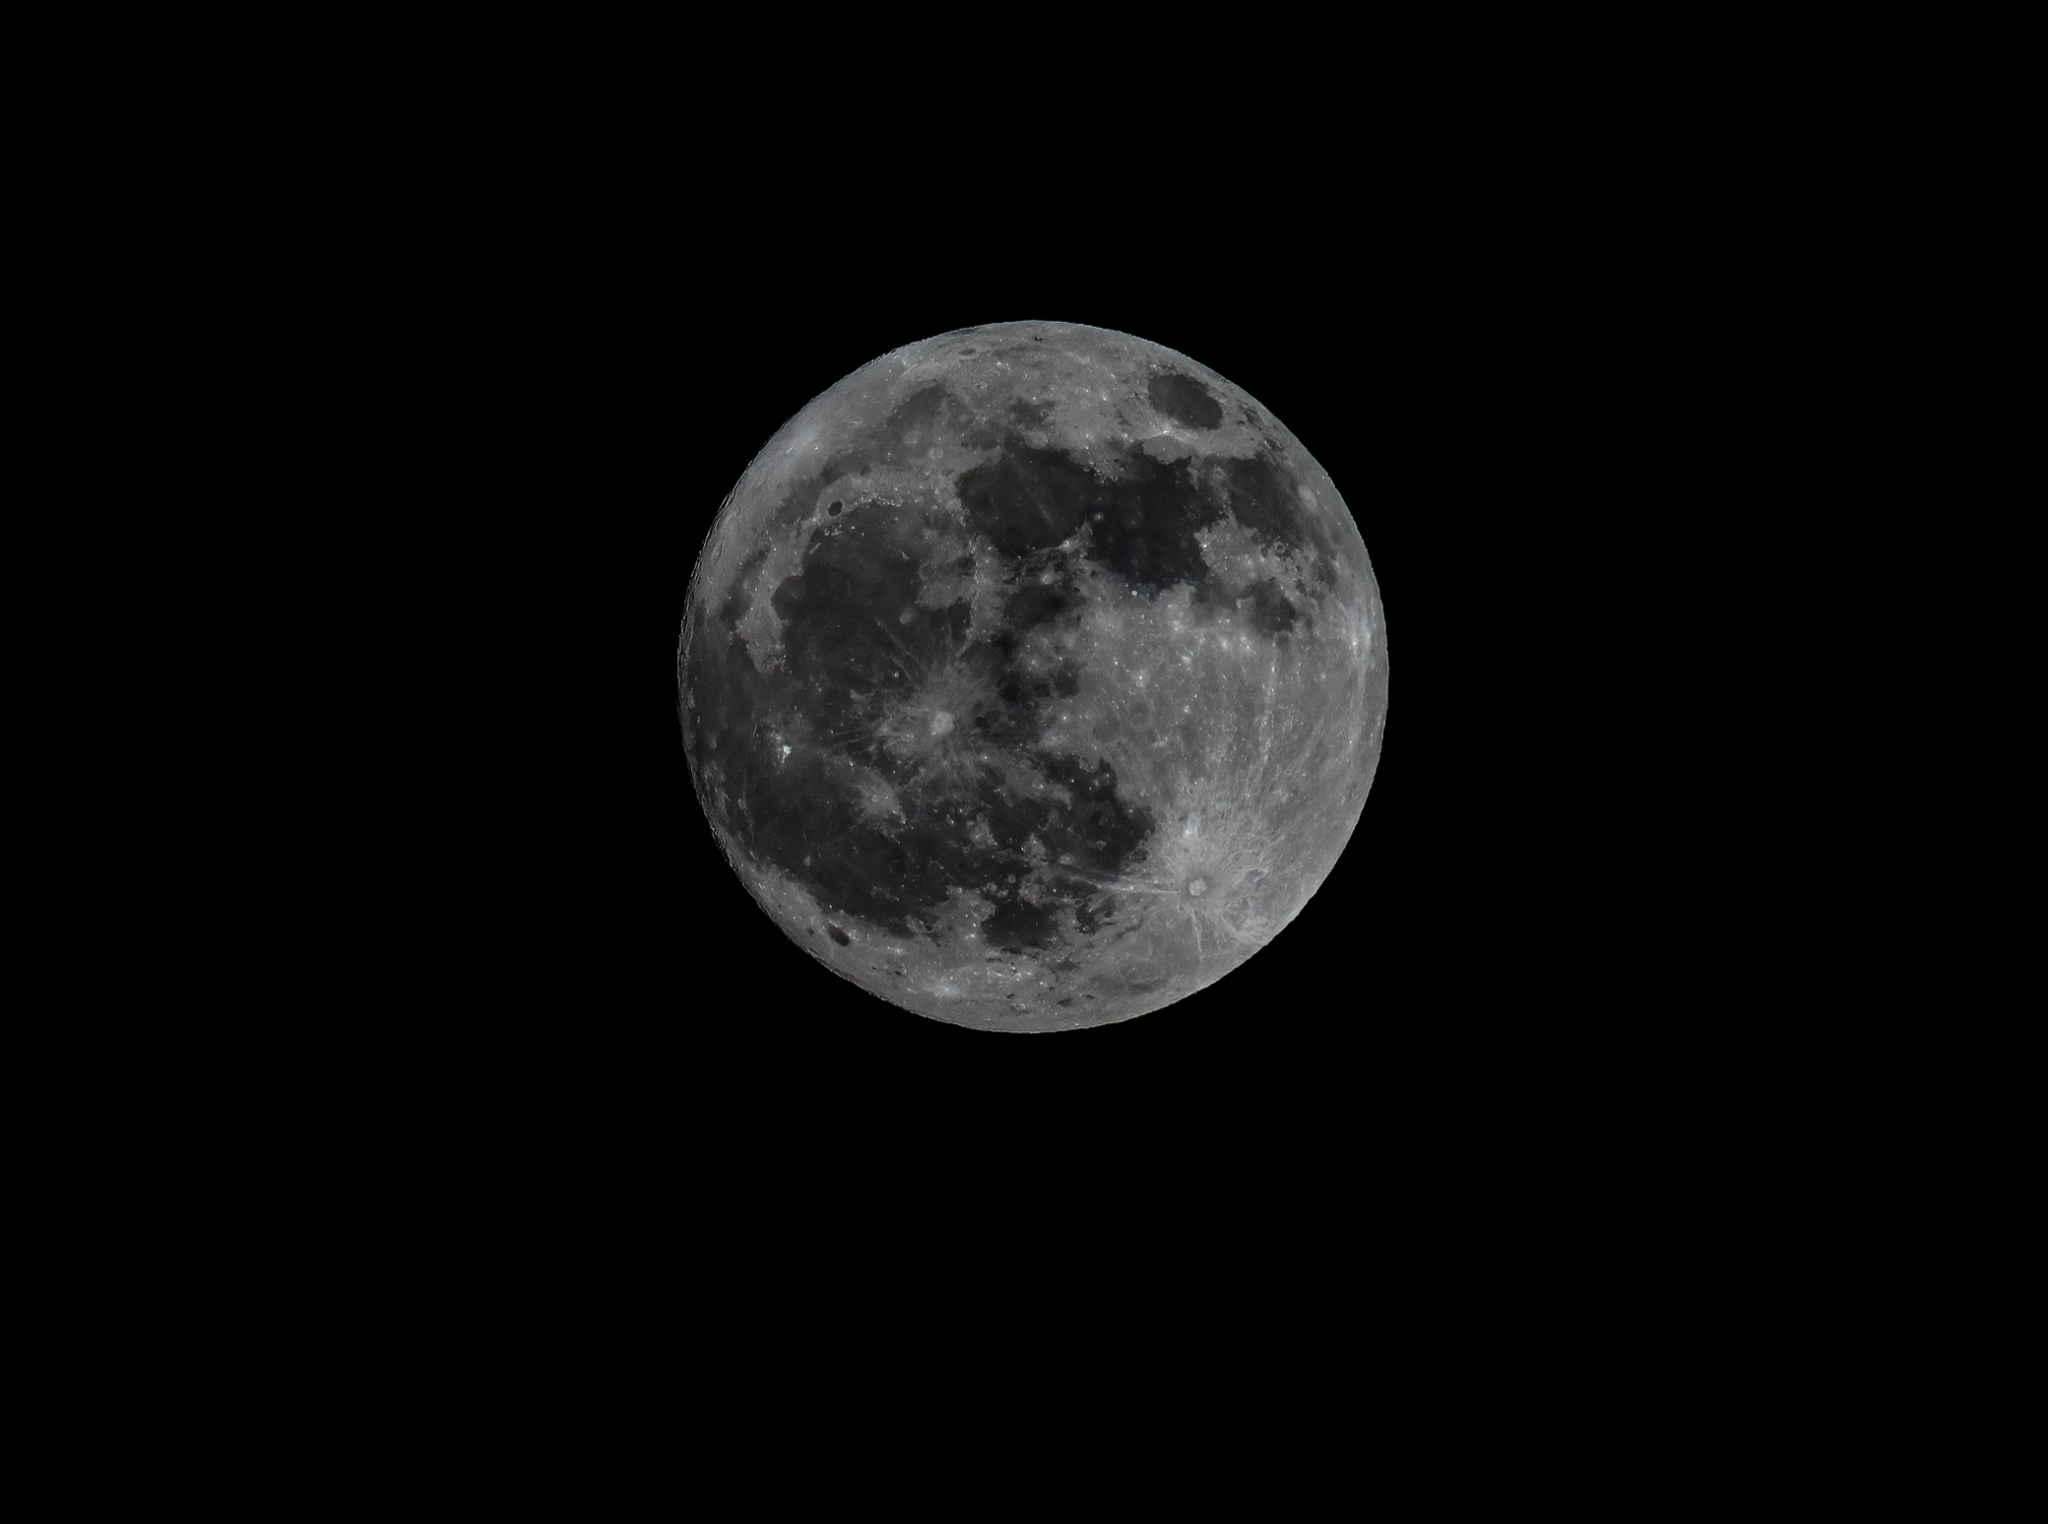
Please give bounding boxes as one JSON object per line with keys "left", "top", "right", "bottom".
{"left": 679, "top": 322, "right": 1387, "bottom": 1031}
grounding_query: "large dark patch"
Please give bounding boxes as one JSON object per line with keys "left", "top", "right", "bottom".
{"left": 692, "top": 489, "right": 1158, "bottom": 946}
{"left": 1004, "top": 573, "right": 1077, "bottom": 630}
{"left": 767, "top": 506, "right": 988, "bottom": 779}
{"left": 1084, "top": 449, "right": 1220, "bottom": 593}
{"left": 773, "top": 513, "right": 931, "bottom": 689}
{"left": 1240, "top": 577, "right": 1299, "bottom": 641}
{"left": 680, "top": 639, "right": 923, "bottom": 941}
{"left": 959, "top": 437, "right": 1238, "bottom": 596}
{"left": 713, "top": 719, "right": 1157, "bottom": 948}
{"left": 736, "top": 747, "right": 964, "bottom": 936}
{"left": 956, "top": 439, "right": 1092, "bottom": 557}
{"left": 1038, "top": 754, "right": 1152, "bottom": 869}
{"left": 983, "top": 899, "right": 1062, "bottom": 952}
{"left": 969, "top": 754, "right": 1153, "bottom": 951}
{"left": 684, "top": 631, "right": 976, "bottom": 939}
{"left": 1148, "top": 371, "right": 1223, "bottom": 430}
{"left": 1217, "top": 452, "right": 1307, "bottom": 552}
{"left": 1216, "top": 451, "right": 1339, "bottom": 583}
{"left": 885, "top": 383, "right": 955, "bottom": 450}
{"left": 688, "top": 451, "right": 1168, "bottom": 953}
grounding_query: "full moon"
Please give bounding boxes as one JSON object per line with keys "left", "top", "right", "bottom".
{"left": 678, "top": 322, "right": 1389, "bottom": 1032}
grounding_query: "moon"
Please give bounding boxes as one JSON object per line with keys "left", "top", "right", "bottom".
{"left": 678, "top": 321, "right": 1388, "bottom": 1032}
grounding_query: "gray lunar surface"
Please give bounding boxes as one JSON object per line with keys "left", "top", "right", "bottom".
{"left": 679, "top": 321, "right": 1388, "bottom": 1031}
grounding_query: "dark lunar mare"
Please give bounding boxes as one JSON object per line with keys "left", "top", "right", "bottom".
{"left": 956, "top": 439, "right": 1092, "bottom": 558}
{"left": 957, "top": 431, "right": 1322, "bottom": 604}
{"left": 1215, "top": 452, "right": 1340, "bottom": 581}
{"left": 684, "top": 486, "right": 1156, "bottom": 949}
{"left": 1082, "top": 446, "right": 1217, "bottom": 593}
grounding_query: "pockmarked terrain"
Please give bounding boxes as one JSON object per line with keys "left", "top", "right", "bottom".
{"left": 679, "top": 322, "right": 1388, "bottom": 1031}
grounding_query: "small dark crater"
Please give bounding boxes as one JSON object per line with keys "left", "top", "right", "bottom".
{"left": 1057, "top": 998, "right": 1073, "bottom": 1007}
{"left": 828, "top": 925, "right": 851, "bottom": 946}
{"left": 1148, "top": 372, "right": 1224, "bottom": 430}
{"left": 828, "top": 500, "right": 842, "bottom": 515}
{"left": 1051, "top": 663, "right": 1080, "bottom": 697}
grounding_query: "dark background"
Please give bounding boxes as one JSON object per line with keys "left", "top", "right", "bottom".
{"left": 429, "top": 162, "right": 1629, "bottom": 1139}
{"left": 232, "top": 99, "right": 1781, "bottom": 1324}
{"left": 648, "top": 271, "right": 1438, "bottom": 1090}
{"left": 177, "top": 58, "right": 1834, "bottom": 1439}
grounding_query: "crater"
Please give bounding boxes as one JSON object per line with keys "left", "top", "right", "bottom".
{"left": 1148, "top": 372, "right": 1224, "bottom": 430}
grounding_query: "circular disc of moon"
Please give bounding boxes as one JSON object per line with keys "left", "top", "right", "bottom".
{"left": 678, "top": 322, "right": 1388, "bottom": 1032}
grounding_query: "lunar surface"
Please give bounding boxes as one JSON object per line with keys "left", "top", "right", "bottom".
{"left": 678, "top": 322, "right": 1388, "bottom": 1031}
